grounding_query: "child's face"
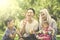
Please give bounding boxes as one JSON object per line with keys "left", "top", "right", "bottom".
{"left": 8, "top": 20, "right": 14, "bottom": 28}
{"left": 43, "top": 23, "right": 49, "bottom": 28}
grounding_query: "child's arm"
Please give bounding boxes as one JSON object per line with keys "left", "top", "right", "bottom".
{"left": 9, "top": 33, "right": 16, "bottom": 39}
{"left": 5, "top": 28, "right": 16, "bottom": 39}
{"left": 16, "top": 28, "right": 23, "bottom": 37}
{"left": 9, "top": 28, "right": 16, "bottom": 39}
{"left": 36, "top": 30, "right": 42, "bottom": 34}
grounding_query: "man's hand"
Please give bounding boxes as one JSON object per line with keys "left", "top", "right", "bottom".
{"left": 23, "top": 20, "right": 27, "bottom": 27}
{"left": 29, "top": 29, "right": 35, "bottom": 34}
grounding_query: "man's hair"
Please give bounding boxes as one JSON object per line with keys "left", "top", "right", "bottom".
{"left": 27, "top": 8, "right": 35, "bottom": 14}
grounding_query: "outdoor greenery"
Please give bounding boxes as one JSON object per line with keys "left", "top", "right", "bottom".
{"left": 0, "top": 0, "right": 60, "bottom": 40}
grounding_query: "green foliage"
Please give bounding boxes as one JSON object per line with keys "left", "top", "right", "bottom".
{"left": 0, "top": 0, "right": 60, "bottom": 34}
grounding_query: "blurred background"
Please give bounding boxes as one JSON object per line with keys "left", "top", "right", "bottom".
{"left": 0, "top": 0, "right": 60, "bottom": 40}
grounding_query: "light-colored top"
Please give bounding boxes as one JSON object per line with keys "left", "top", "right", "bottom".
{"left": 19, "top": 18, "right": 38, "bottom": 34}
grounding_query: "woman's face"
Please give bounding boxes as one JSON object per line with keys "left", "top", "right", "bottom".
{"left": 40, "top": 12, "right": 47, "bottom": 21}
{"left": 25, "top": 10, "right": 34, "bottom": 20}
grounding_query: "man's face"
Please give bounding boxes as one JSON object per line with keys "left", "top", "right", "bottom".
{"left": 25, "top": 10, "right": 34, "bottom": 20}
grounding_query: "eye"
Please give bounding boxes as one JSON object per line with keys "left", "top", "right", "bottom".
{"left": 41, "top": 13, "right": 45, "bottom": 16}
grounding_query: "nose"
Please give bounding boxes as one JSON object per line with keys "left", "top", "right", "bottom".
{"left": 28, "top": 13, "right": 31, "bottom": 16}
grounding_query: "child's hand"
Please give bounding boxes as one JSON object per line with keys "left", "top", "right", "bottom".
{"left": 9, "top": 33, "right": 16, "bottom": 39}
{"left": 9, "top": 34, "right": 13, "bottom": 38}
{"left": 43, "top": 30, "right": 46, "bottom": 34}
{"left": 10, "top": 34, "right": 12, "bottom": 37}
{"left": 39, "top": 30, "right": 42, "bottom": 33}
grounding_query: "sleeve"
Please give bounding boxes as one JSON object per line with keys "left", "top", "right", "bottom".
{"left": 12, "top": 27, "right": 16, "bottom": 34}
{"left": 5, "top": 29, "right": 10, "bottom": 37}
{"left": 34, "top": 21, "right": 39, "bottom": 32}
{"left": 51, "top": 19, "right": 57, "bottom": 34}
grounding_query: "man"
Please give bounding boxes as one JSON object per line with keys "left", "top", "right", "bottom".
{"left": 18, "top": 8, "right": 38, "bottom": 40}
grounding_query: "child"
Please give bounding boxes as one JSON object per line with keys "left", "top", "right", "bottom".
{"left": 2, "top": 18, "right": 16, "bottom": 40}
{"left": 36, "top": 22, "right": 55, "bottom": 40}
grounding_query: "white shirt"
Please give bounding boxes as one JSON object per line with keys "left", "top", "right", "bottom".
{"left": 19, "top": 18, "right": 38, "bottom": 33}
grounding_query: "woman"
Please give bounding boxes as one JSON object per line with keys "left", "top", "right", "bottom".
{"left": 39, "top": 8, "right": 57, "bottom": 40}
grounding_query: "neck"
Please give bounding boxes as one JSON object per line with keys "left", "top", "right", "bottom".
{"left": 8, "top": 27, "right": 13, "bottom": 30}
{"left": 28, "top": 19, "right": 32, "bottom": 23}
{"left": 26, "top": 18, "right": 32, "bottom": 23}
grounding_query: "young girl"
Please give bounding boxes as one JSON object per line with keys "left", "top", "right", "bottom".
{"left": 36, "top": 22, "right": 55, "bottom": 40}
{"left": 2, "top": 18, "right": 16, "bottom": 40}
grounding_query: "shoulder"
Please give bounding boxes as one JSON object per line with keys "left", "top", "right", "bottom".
{"left": 51, "top": 19, "right": 56, "bottom": 23}
{"left": 33, "top": 18, "right": 38, "bottom": 24}
{"left": 5, "top": 28, "right": 10, "bottom": 33}
{"left": 6, "top": 28, "right": 9, "bottom": 31}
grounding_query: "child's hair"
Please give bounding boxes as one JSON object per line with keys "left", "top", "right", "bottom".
{"left": 5, "top": 17, "right": 14, "bottom": 26}
{"left": 42, "top": 21, "right": 49, "bottom": 27}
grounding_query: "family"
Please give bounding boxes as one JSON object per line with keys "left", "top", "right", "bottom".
{"left": 2, "top": 8, "right": 57, "bottom": 40}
